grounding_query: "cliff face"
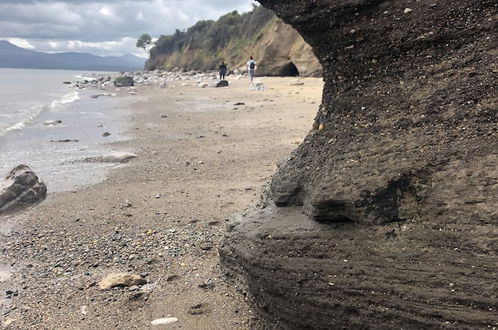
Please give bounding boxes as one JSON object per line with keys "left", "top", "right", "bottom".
{"left": 221, "top": 0, "right": 497, "bottom": 329}
{"left": 145, "top": 8, "right": 322, "bottom": 76}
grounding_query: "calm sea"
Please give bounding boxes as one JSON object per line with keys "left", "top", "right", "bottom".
{"left": 0, "top": 68, "right": 131, "bottom": 192}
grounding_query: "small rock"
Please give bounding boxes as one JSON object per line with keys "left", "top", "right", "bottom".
{"left": 216, "top": 80, "right": 229, "bottom": 88}
{"left": 44, "top": 120, "right": 62, "bottom": 126}
{"left": 404, "top": 8, "right": 413, "bottom": 14}
{"left": 188, "top": 303, "right": 210, "bottom": 315}
{"left": 166, "top": 275, "right": 180, "bottom": 282}
{"left": 98, "top": 273, "right": 146, "bottom": 290}
{"left": 199, "top": 242, "right": 213, "bottom": 251}
{"left": 199, "top": 282, "right": 215, "bottom": 290}
{"left": 151, "top": 317, "right": 178, "bottom": 326}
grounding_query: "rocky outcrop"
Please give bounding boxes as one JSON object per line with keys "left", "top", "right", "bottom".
{"left": 221, "top": 0, "right": 498, "bottom": 329}
{"left": 250, "top": 18, "right": 322, "bottom": 77}
{"left": 0, "top": 165, "right": 47, "bottom": 215}
{"left": 146, "top": 7, "right": 322, "bottom": 77}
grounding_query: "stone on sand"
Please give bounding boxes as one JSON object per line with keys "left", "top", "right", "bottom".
{"left": 151, "top": 317, "right": 178, "bottom": 326}
{"left": 44, "top": 120, "right": 62, "bottom": 126}
{"left": 113, "top": 76, "right": 135, "bottom": 87}
{"left": 216, "top": 80, "right": 229, "bottom": 88}
{"left": 0, "top": 165, "right": 47, "bottom": 215}
{"left": 98, "top": 273, "right": 146, "bottom": 290}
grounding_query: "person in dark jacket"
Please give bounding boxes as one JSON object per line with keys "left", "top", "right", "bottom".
{"left": 219, "top": 61, "right": 227, "bottom": 80}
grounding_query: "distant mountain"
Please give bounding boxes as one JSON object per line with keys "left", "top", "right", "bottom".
{"left": 0, "top": 41, "right": 145, "bottom": 72}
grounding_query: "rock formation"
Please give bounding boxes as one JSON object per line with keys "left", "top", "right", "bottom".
{"left": 0, "top": 165, "right": 47, "bottom": 215}
{"left": 221, "top": 0, "right": 497, "bottom": 329}
{"left": 145, "top": 7, "right": 322, "bottom": 77}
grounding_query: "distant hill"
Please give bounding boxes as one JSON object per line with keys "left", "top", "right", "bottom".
{"left": 0, "top": 41, "right": 145, "bottom": 72}
{"left": 146, "top": 6, "right": 322, "bottom": 77}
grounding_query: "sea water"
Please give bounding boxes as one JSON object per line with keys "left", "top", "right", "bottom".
{"left": 0, "top": 68, "right": 131, "bottom": 192}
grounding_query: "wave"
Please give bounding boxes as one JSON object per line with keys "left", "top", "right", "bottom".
{"left": 0, "top": 90, "right": 80, "bottom": 136}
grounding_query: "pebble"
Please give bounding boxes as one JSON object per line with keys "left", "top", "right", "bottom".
{"left": 151, "top": 317, "right": 178, "bottom": 325}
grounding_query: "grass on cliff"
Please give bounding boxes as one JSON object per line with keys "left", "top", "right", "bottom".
{"left": 148, "top": 5, "right": 275, "bottom": 71}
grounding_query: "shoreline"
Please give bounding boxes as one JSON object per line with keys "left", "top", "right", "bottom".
{"left": 1, "top": 74, "right": 323, "bottom": 329}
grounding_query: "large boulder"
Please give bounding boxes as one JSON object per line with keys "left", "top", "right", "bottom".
{"left": 221, "top": 0, "right": 498, "bottom": 329}
{"left": 0, "top": 165, "right": 47, "bottom": 215}
{"left": 113, "top": 76, "right": 134, "bottom": 87}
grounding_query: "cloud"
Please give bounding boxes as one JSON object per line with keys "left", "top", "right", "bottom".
{"left": 0, "top": 0, "right": 257, "bottom": 56}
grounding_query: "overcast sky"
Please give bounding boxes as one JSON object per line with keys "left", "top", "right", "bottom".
{"left": 0, "top": 0, "right": 256, "bottom": 58}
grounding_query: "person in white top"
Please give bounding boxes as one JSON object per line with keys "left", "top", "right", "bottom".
{"left": 247, "top": 56, "right": 256, "bottom": 83}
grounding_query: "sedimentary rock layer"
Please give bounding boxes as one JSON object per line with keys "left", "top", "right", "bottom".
{"left": 221, "top": 0, "right": 497, "bottom": 328}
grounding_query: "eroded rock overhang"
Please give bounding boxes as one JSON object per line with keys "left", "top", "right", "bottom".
{"left": 221, "top": 0, "right": 497, "bottom": 329}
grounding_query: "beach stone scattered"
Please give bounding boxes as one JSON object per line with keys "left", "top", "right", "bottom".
{"left": 63, "top": 81, "right": 71, "bottom": 85}
{"left": 188, "top": 303, "right": 210, "bottom": 315}
{"left": 98, "top": 273, "right": 146, "bottom": 290}
{"left": 102, "top": 132, "right": 111, "bottom": 137}
{"left": 151, "top": 317, "right": 178, "bottom": 326}
{"left": 113, "top": 76, "right": 135, "bottom": 87}
{"left": 0, "top": 165, "right": 47, "bottom": 215}
{"left": 43, "top": 120, "right": 62, "bottom": 126}
{"left": 216, "top": 80, "right": 229, "bottom": 88}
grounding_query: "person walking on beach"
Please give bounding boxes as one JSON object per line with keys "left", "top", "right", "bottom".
{"left": 247, "top": 56, "right": 256, "bottom": 83}
{"left": 219, "top": 61, "right": 227, "bottom": 80}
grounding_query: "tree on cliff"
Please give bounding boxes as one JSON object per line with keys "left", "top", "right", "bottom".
{"left": 136, "top": 34, "right": 152, "bottom": 53}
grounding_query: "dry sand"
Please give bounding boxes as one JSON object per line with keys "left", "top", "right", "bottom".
{"left": 0, "top": 76, "right": 323, "bottom": 329}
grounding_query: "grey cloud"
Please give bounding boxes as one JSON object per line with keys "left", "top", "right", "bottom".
{"left": 0, "top": 0, "right": 257, "bottom": 55}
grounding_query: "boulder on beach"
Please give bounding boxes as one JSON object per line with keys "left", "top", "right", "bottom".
{"left": 113, "top": 76, "right": 135, "bottom": 87}
{"left": 82, "top": 152, "right": 137, "bottom": 164}
{"left": 215, "top": 80, "right": 229, "bottom": 88}
{"left": 0, "top": 165, "right": 47, "bottom": 215}
{"left": 98, "top": 273, "right": 146, "bottom": 290}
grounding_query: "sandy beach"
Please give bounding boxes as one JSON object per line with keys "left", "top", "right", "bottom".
{"left": 1, "top": 76, "right": 323, "bottom": 329}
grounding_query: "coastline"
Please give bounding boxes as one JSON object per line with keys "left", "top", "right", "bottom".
{"left": 1, "top": 74, "right": 323, "bottom": 329}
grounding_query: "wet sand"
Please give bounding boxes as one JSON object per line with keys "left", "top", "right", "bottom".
{"left": 0, "top": 76, "right": 323, "bottom": 329}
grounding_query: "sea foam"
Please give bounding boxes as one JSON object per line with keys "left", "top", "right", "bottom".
{"left": 0, "top": 90, "right": 80, "bottom": 136}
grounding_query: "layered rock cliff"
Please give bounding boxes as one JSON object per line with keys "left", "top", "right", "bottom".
{"left": 221, "top": 0, "right": 498, "bottom": 329}
{"left": 145, "top": 7, "right": 322, "bottom": 76}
